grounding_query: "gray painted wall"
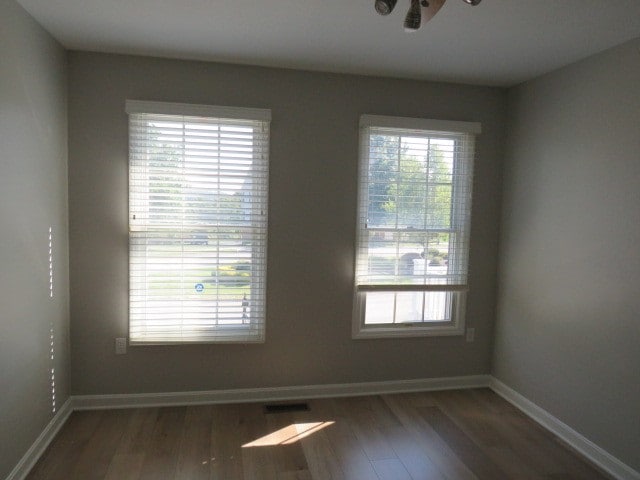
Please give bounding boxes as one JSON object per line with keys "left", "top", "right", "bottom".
{"left": 494, "top": 38, "right": 640, "bottom": 472}
{"left": 0, "top": 0, "right": 70, "bottom": 477}
{"left": 67, "top": 52, "right": 506, "bottom": 395}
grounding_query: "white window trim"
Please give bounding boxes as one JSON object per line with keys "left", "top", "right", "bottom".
{"left": 125, "top": 100, "right": 271, "bottom": 121}
{"left": 360, "top": 114, "right": 481, "bottom": 134}
{"left": 353, "top": 114, "right": 479, "bottom": 339}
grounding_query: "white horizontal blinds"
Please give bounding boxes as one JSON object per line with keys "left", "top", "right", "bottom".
{"left": 355, "top": 121, "right": 475, "bottom": 292}
{"left": 128, "top": 102, "right": 269, "bottom": 343}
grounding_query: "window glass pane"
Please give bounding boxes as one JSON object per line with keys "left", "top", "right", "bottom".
{"left": 394, "top": 292, "right": 425, "bottom": 323}
{"left": 395, "top": 292, "right": 450, "bottom": 323}
{"left": 363, "top": 292, "right": 395, "bottom": 324}
{"left": 360, "top": 231, "right": 453, "bottom": 285}
{"left": 423, "top": 292, "right": 450, "bottom": 321}
{"left": 427, "top": 184, "right": 452, "bottom": 228}
{"left": 367, "top": 135, "right": 399, "bottom": 228}
{"left": 367, "top": 182, "right": 396, "bottom": 228}
{"left": 397, "top": 147, "right": 428, "bottom": 229}
{"left": 422, "top": 233, "right": 451, "bottom": 279}
{"left": 363, "top": 292, "right": 451, "bottom": 325}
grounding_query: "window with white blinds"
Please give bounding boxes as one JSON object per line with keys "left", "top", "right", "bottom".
{"left": 127, "top": 100, "right": 270, "bottom": 344}
{"left": 353, "top": 115, "right": 479, "bottom": 338}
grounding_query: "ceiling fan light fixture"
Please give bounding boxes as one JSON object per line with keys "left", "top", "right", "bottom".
{"left": 375, "top": 0, "right": 398, "bottom": 16}
{"left": 404, "top": 0, "right": 422, "bottom": 32}
{"left": 377, "top": 0, "right": 481, "bottom": 32}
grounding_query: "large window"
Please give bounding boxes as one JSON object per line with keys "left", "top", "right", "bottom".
{"left": 127, "top": 101, "right": 270, "bottom": 344}
{"left": 353, "top": 115, "right": 479, "bottom": 338}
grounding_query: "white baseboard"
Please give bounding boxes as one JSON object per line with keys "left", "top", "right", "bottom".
{"left": 489, "top": 377, "right": 640, "bottom": 480}
{"left": 5, "top": 398, "right": 73, "bottom": 480}
{"left": 73, "top": 374, "right": 491, "bottom": 410}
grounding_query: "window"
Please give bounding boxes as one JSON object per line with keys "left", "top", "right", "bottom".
{"left": 127, "top": 101, "right": 270, "bottom": 344}
{"left": 353, "top": 115, "right": 479, "bottom": 338}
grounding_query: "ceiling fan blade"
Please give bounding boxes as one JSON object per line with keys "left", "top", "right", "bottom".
{"left": 422, "top": 0, "right": 447, "bottom": 24}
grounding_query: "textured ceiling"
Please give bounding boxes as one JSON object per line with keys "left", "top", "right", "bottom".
{"left": 16, "top": 0, "right": 640, "bottom": 86}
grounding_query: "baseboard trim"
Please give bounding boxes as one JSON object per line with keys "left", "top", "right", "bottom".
{"left": 73, "top": 374, "right": 491, "bottom": 410}
{"left": 489, "top": 377, "right": 640, "bottom": 480}
{"left": 5, "top": 398, "right": 73, "bottom": 480}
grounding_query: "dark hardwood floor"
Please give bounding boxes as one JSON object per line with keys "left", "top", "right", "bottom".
{"left": 26, "top": 388, "right": 612, "bottom": 479}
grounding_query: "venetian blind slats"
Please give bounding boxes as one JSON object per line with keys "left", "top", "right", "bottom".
{"left": 355, "top": 119, "right": 476, "bottom": 291}
{"left": 127, "top": 102, "right": 270, "bottom": 344}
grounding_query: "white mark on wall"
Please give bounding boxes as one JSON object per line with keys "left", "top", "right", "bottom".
{"left": 48, "top": 227, "right": 53, "bottom": 298}
{"left": 49, "top": 226, "right": 56, "bottom": 414}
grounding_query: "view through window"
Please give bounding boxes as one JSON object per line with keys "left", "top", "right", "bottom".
{"left": 354, "top": 115, "right": 479, "bottom": 337}
{"left": 127, "top": 101, "right": 270, "bottom": 343}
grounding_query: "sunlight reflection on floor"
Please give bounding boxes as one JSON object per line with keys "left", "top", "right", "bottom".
{"left": 242, "top": 421, "right": 335, "bottom": 447}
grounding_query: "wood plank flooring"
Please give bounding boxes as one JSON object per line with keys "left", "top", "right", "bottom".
{"left": 26, "top": 388, "right": 612, "bottom": 480}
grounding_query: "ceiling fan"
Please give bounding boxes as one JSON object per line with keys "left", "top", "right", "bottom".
{"left": 375, "top": 0, "right": 482, "bottom": 32}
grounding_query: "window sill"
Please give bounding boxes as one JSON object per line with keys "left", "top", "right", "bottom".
{"left": 352, "top": 323, "right": 464, "bottom": 339}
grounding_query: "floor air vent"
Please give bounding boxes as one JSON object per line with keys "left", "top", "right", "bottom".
{"left": 263, "top": 402, "right": 310, "bottom": 414}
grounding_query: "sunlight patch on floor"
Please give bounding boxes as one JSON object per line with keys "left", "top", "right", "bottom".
{"left": 242, "top": 421, "right": 335, "bottom": 447}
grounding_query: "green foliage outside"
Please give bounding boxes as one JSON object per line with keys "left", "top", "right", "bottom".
{"left": 211, "top": 264, "right": 251, "bottom": 285}
{"left": 367, "top": 134, "right": 454, "bottom": 230}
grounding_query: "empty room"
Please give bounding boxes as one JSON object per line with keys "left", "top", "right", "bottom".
{"left": 1, "top": 0, "right": 639, "bottom": 478}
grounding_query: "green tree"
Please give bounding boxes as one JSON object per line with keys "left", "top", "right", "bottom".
{"left": 368, "top": 135, "right": 453, "bottom": 229}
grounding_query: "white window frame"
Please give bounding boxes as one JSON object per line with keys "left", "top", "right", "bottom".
{"left": 126, "top": 100, "right": 270, "bottom": 344}
{"left": 353, "top": 114, "right": 480, "bottom": 339}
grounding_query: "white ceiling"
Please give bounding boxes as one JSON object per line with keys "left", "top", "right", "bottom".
{"left": 16, "top": 0, "right": 640, "bottom": 87}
